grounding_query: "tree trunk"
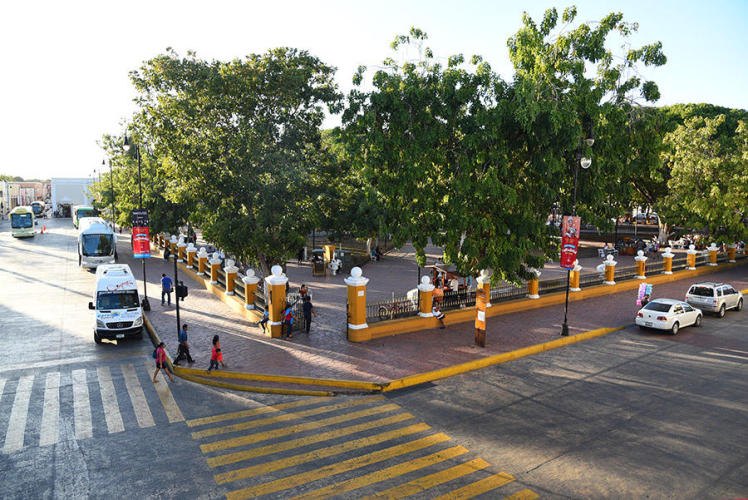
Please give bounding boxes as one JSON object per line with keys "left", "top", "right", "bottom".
{"left": 658, "top": 221, "right": 670, "bottom": 245}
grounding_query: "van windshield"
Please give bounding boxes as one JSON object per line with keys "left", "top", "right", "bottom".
{"left": 97, "top": 291, "right": 140, "bottom": 310}
{"left": 82, "top": 234, "right": 114, "bottom": 256}
{"left": 11, "top": 213, "right": 33, "bottom": 228}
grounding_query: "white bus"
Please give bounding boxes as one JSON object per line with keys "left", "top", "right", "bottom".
{"left": 78, "top": 217, "right": 117, "bottom": 268}
{"left": 10, "top": 206, "right": 35, "bottom": 238}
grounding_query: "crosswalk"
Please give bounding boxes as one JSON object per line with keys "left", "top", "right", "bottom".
{"left": 0, "top": 361, "right": 183, "bottom": 453}
{"left": 188, "top": 396, "right": 539, "bottom": 499}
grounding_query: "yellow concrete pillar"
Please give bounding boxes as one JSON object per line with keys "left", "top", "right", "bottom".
{"left": 242, "top": 270, "right": 260, "bottom": 310}
{"left": 687, "top": 244, "right": 697, "bottom": 270}
{"left": 345, "top": 267, "right": 370, "bottom": 341}
{"left": 570, "top": 261, "right": 582, "bottom": 292}
{"left": 224, "top": 259, "right": 238, "bottom": 295}
{"left": 209, "top": 252, "right": 221, "bottom": 285}
{"left": 476, "top": 269, "right": 492, "bottom": 308}
{"left": 186, "top": 244, "right": 196, "bottom": 269}
{"left": 265, "top": 265, "right": 288, "bottom": 338}
{"left": 417, "top": 276, "right": 434, "bottom": 317}
{"left": 177, "top": 237, "right": 186, "bottom": 263}
{"left": 728, "top": 244, "right": 736, "bottom": 263}
{"left": 635, "top": 250, "right": 647, "bottom": 279}
{"left": 197, "top": 248, "right": 208, "bottom": 276}
{"left": 603, "top": 255, "right": 617, "bottom": 285}
{"left": 527, "top": 268, "right": 541, "bottom": 299}
{"left": 662, "top": 247, "right": 674, "bottom": 275}
{"left": 707, "top": 243, "right": 718, "bottom": 266}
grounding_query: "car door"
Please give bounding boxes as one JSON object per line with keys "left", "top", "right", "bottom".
{"left": 682, "top": 303, "right": 698, "bottom": 325}
{"left": 672, "top": 304, "right": 686, "bottom": 325}
{"left": 723, "top": 286, "right": 737, "bottom": 308}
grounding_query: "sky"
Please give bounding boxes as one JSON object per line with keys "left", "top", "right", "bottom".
{"left": 1, "top": 0, "right": 746, "bottom": 180}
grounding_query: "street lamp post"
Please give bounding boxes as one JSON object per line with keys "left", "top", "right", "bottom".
{"left": 561, "top": 130, "right": 594, "bottom": 337}
{"left": 123, "top": 135, "right": 151, "bottom": 311}
{"left": 104, "top": 159, "right": 115, "bottom": 229}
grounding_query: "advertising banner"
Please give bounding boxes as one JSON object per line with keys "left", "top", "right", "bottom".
{"left": 131, "top": 209, "right": 150, "bottom": 259}
{"left": 560, "top": 215, "right": 581, "bottom": 270}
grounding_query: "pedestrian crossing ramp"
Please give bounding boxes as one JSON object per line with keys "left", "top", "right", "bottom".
{"left": 0, "top": 362, "right": 183, "bottom": 453}
{"left": 188, "top": 395, "right": 539, "bottom": 499}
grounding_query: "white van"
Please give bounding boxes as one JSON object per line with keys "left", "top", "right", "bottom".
{"left": 78, "top": 217, "right": 117, "bottom": 268}
{"left": 88, "top": 264, "right": 144, "bottom": 344}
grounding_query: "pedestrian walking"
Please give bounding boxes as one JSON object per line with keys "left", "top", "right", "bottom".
{"left": 161, "top": 273, "right": 173, "bottom": 306}
{"left": 302, "top": 295, "right": 316, "bottom": 335}
{"left": 173, "top": 323, "right": 194, "bottom": 365}
{"left": 152, "top": 342, "right": 174, "bottom": 383}
{"left": 163, "top": 245, "right": 171, "bottom": 261}
{"left": 432, "top": 303, "right": 446, "bottom": 329}
{"left": 282, "top": 304, "right": 295, "bottom": 339}
{"left": 258, "top": 309, "right": 269, "bottom": 333}
{"left": 207, "top": 335, "right": 221, "bottom": 373}
{"left": 297, "top": 247, "right": 305, "bottom": 265}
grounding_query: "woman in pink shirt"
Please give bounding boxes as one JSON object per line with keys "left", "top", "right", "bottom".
{"left": 153, "top": 342, "right": 175, "bottom": 383}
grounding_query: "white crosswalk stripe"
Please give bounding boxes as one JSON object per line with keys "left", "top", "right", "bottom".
{"left": 0, "top": 364, "right": 184, "bottom": 453}
{"left": 3, "top": 375, "right": 34, "bottom": 452}
{"left": 39, "top": 372, "right": 61, "bottom": 446}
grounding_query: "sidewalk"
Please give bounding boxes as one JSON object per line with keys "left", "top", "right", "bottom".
{"left": 118, "top": 236, "right": 748, "bottom": 389}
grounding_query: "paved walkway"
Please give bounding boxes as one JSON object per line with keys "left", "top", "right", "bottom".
{"left": 116, "top": 235, "right": 748, "bottom": 388}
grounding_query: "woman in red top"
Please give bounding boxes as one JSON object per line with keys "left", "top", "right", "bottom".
{"left": 152, "top": 342, "right": 174, "bottom": 383}
{"left": 207, "top": 335, "right": 221, "bottom": 373}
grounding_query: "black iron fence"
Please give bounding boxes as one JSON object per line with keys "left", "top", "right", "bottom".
{"left": 366, "top": 295, "right": 418, "bottom": 323}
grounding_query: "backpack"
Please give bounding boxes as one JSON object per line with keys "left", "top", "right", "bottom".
{"left": 152, "top": 348, "right": 158, "bottom": 359}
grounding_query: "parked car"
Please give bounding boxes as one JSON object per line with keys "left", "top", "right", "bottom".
{"left": 636, "top": 298, "right": 702, "bottom": 335}
{"left": 685, "top": 282, "right": 743, "bottom": 318}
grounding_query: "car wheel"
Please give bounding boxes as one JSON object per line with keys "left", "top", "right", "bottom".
{"left": 718, "top": 304, "right": 726, "bottom": 318}
{"left": 638, "top": 325, "right": 646, "bottom": 331}
{"left": 694, "top": 315, "right": 702, "bottom": 327}
{"left": 94, "top": 331, "right": 102, "bottom": 344}
{"left": 736, "top": 298, "right": 743, "bottom": 312}
{"left": 671, "top": 322, "right": 679, "bottom": 335}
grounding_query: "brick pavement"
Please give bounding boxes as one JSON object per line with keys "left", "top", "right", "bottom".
{"left": 117, "top": 234, "right": 747, "bottom": 386}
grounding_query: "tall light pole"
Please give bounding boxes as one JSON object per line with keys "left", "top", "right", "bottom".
{"left": 104, "top": 159, "right": 115, "bottom": 229}
{"left": 123, "top": 135, "right": 151, "bottom": 311}
{"left": 561, "top": 129, "right": 594, "bottom": 337}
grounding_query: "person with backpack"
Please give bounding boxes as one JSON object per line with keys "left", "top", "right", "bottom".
{"left": 207, "top": 335, "right": 221, "bottom": 373}
{"left": 152, "top": 342, "right": 174, "bottom": 383}
{"left": 282, "top": 304, "right": 295, "bottom": 339}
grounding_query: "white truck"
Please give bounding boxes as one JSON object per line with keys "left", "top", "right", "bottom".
{"left": 78, "top": 217, "right": 117, "bottom": 268}
{"left": 51, "top": 178, "right": 93, "bottom": 218}
{"left": 88, "top": 264, "right": 144, "bottom": 344}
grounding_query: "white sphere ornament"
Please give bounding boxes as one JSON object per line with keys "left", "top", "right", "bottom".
{"left": 637, "top": 250, "right": 644, "bottom": 257}
{"left": 421, "top": 276, "right": 431, "bottom": 285}
{"left": 170, "top": 235, "right": 177, "bottom": 243}
{"left": 350, "top": 267, "right": 362, "bottom": 279}
{"left": 689, "top": 244, "right": 696, "bottom": 251}
{"left": 271, "top": 265, "right": 283, "bottom": 277}
{"left": 226, "top": 259, "right": 235, "bottom": 268}
{"left": 212, "top": 252, "right": 220, "bottom": 260}
{"left": 606, "top": 254, "right": 614, "bottom": 262}
{"left": 245, "top": 269, "right": 255, "bottom": 279}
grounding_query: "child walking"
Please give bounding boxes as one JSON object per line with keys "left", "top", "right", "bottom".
{"left": 153, "top": 342, "right": 174, "bottom": 383}
{"left": 207, "top": 335, "right": 221, "bottom": 373}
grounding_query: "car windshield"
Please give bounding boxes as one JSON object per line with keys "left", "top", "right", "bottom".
{"left": 82, "top": 234, "right": 114, "bottom": 256}
{"left": 11, "top": 213, "right": 33, "bottom": 228}
{"left": 97, "top": 291, "right": 139, "bottom": 310}
{"left": 689, "top": 286, "right": 714, "bottom": 297}
{"left": 643, "top": 302, "right": 672, "bottom": 312}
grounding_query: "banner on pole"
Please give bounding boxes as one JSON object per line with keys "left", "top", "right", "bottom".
{"left": 131, "top": 209, "right": 150, "bottom": 259}
{"left": 560, "top": 215, "right": 581, "bottom": 270}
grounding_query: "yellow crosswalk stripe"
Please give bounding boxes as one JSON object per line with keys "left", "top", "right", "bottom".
{"left": 215, "top": 422, "right": 430, "bottom": 484}
{"left": 502, "top": 488, "right": 540, "bottom": 500}
{"left": 186, "top": 398, "right": 329, "bottom": 427}
{"left": 192, "top": 395, "right": 384, "bottom": 439}
{"left": 200, "top": 403, "right": 400, "bottom": 454}
{"left": 225, "top": 433, "right": 452, "bottom": 500}
{"left": 359, "top": 458, "right": 491, "bottom": 500}
{"left": 287, "top": 445, "right": 469, "bottom": 500}
{"left": 143, "top": 361, "right": 184, "bottom": 423}
{"left": 208, "top": 412, "right": 415, "bottom": 468}
{"left": 432, "top": 471, "right": 515, "bottom": 500}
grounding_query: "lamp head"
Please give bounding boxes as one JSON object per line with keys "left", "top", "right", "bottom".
{"left": 580, "top": 157, "right": 592, "bottom": 169}
{"left": 585, "top": 129, "right": 595, "bottom": 147}
{"left": 123, "top": 135, "right": 131, "bottom": 152}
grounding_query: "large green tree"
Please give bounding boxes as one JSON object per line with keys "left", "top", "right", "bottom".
{"left": 342, "top": 9, "right": 665, "bottom": 283}
{"left": 130, "top": 48, "right": 342, "bottom": 276}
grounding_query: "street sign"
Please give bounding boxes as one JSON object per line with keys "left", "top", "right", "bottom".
{"left": 560, "top": 215, "right": 581, "bottom": 270}
{"left": 131, "top": 209, "right": 150, "bottom": 259}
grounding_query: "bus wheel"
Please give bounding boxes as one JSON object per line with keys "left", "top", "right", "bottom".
{"left": 78, "top": 254, "right": 82, "bottom": 266}
{"left": 114, "top": 251, "right": 118, "bottom": 262}
{"left": 94, "top": 331, "right": 102, "bottom": 344}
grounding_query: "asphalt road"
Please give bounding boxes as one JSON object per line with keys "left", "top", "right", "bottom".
{"left": 0, "top": 218, "right": 746, "bottom": 499}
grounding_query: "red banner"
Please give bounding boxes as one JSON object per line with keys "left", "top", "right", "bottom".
{"left": 560, "top": 216, "right": 581, "bottom": 270}
{"left": 132, "top": 227, "right": 151, "bottom": 258}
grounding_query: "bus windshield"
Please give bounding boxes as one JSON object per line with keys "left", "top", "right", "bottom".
{"left": 11, "top": 213, "right": 33, "bottom": 228}
{"left": 77, "top": 208, "right": 96, "bottom": 219}
{"left": 31, "top": 204, "right": 43, "bottom": 215}
{"left": 97, "top": 291, "right": 140, "bottom": 310}
{"left": 82, "top": 234, "right": 114, "bottom": 256}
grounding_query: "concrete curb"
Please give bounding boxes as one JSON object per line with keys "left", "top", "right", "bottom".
{"left": 143, "top": 314, "right": 175, "bottom": 373}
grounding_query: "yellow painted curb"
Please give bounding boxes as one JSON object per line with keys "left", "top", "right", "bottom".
{"left": 177, "top": 372, "right": 335, "bottom": 396}
{"left": 381, "top": 326, "right": 626, "bottom": 392}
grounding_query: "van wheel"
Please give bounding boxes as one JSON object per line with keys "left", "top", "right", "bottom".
{"left": 670, "top": 322, "right": 679, "bottom": 335}
{"left": 718, "top": 304, "right": 726, "bottom": 318}
{"left": 736, "top": 298, "right": 743, "bottom": 311}
{"left": 94, "top": 331, "right": 102, "bottom": 344}
{"left": 136, "top": 329, "right": 143, "bottom": 340}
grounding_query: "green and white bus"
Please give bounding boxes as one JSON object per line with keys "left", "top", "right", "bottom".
{"left": 31, "top": 200, "right": 46, "bottom": 218}
{"left": 73, "top": 205, "right": 96, "bottom": 229}
{"left": 10, "top": 206, "right": 35, "bottom": 238}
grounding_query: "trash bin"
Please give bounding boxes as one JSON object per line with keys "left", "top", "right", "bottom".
{"left": 311, "top": 249, "right": 326, "bottom": 276}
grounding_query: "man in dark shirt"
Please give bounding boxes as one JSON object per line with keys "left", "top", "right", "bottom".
{"left": 173, "top": 323, "right": 194, "bottom": 365}
{"left": 161, "top": 273, "right": 173, "bottom": 306}
{"left": 302, "top": 296, "right": 316, "bottom": 335}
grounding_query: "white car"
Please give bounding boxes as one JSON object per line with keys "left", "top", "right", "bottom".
{"left": 636, "top": 298, "right": 702, "bottom": 335}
